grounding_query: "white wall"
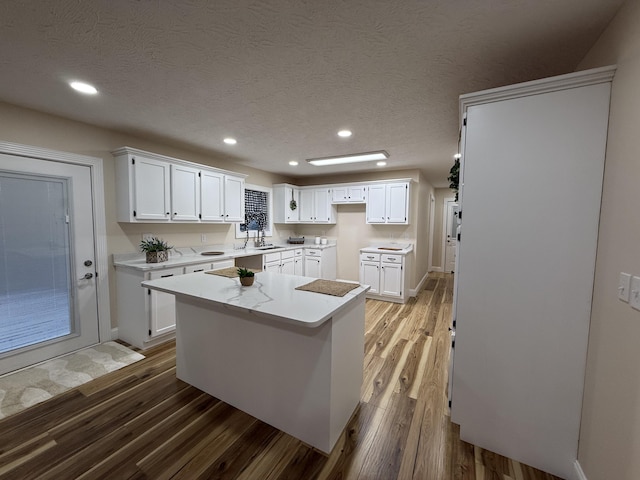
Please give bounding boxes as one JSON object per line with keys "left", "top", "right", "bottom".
{"left": 575, "top": 1, "right": 640, "bottom": 479}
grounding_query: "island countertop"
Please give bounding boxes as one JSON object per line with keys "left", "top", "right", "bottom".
{"left": 142, "top": 271, "right": 369, "bottom": 328}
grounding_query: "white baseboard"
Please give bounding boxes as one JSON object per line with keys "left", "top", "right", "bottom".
{"left": 574, "top": 460, "right": 588, "bottom": 480}
{"left": 410, "top": 271, "right": 430, "bottom": 297}
{"left": 111, "top": 327, "right": 118, "bottom": 341}
{"left": 430, "top": 266, "right": 443, "bottom": 273}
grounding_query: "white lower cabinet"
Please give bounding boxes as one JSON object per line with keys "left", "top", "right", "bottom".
{"left": 262, "top": 250, "right": 296, "bottom": 274}
{"left": 359, "top": 253, "right": 380, "bottom": 295}
{"left": 359, "top": 251, "right": 408, "bottom": 303}
{"left": 116, "top": 266, "right": 184, "bottom": 349}
{"left": 304, "top": 247, "right": 337, "bottom": 280}
{"left": 294, "top": 249, "right": 304, "bottom": 275}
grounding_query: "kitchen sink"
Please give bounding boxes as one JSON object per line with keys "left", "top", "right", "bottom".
{"left": 255, "top": 245, "right": 282, "bottom": 250}
{"left": 201, "top": 251, "right": 225, "bottom": 256}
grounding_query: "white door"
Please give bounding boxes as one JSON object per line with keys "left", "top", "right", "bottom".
{"left": 360, "top": 262, "right": 380, "bottom": 294}
{"left": 305, "top": 257, "right": 321, "bottom": 278}
{"left": 149, "top": 267, "right": 182, "bottom": 337}
{"left": 444, "top": 200, "right": 459, "bottom": 273}
{"left": 281, "top": 258, "right": 295, "bottom": 275}
{"left": 299, "top": 189, "right": 315, "bottom": 222}
{"left": 366, "top": 184, "right": 386, "bottom": 223}
{"left": 0, "top": 154, "right": 99, "bottom": 375}
{"left": 200, "top": 170, "right": 224, "bottom": 222}
{"left": 386, "top": 183, "right": 408, "bottom": 223}
{"left": 133, "top": 156, "right": 171, "bottom": 221}
{"left": 294, "top": 257, "right": 304, "bottom": 276}
{"left": 223, "top": 176, "right": 245, "bottom": 222}
{"left": 314, "top": 188, "right": 330, "bottom": 223}
{"left": 381, "top": 263, "right": 402, "bottom": 296}
{"left": 171, "top": 164, "right": 200, "bottom": 221}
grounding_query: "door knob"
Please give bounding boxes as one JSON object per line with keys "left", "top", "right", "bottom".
{"left": 84, "top": 260, "right": 93, "bottom": 267}
{"left": 79, "top": 273, "right": 93, "bottom": 280}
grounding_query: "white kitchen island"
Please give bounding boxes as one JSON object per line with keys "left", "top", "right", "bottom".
{"left": 142, "top": 271, "right": 369, "bottom": 454}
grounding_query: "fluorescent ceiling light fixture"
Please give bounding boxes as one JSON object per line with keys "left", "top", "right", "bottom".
{"left": 306, "top": 151, "right": 389, "bottom": 167}
{"left": 224, "top": 138, "right": 237, "bottom": 145}
{"left": 337, "top": 130, "right": 352, "bottom": 138}
{"left": 289, "top": 160, "right": 299, "bottom": 166}
{"left": 453, "top": 153, "right": 462, "bottom": 159}
{"left": 69, "top": 81, "right": 97, "bottom": 94}
{"left": 376, "top": 161, "right": 387, "bottom": 167}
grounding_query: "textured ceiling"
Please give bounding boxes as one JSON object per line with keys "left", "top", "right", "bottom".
{"left": 0, "top": 0, "right": 624, "bottom": 186}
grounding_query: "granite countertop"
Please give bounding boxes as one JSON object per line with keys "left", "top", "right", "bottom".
{"left": 142, "top": 271, "right": 368, "bottom": 327}
{"left": 114, "top": 242, "right": 337, "bottom": 272}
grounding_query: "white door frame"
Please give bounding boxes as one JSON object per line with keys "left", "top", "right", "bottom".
{"left": 0, "top": 141, "right": 111, "bottom": 344}
{"left": 428, "top": 193, "right": 436, "bottom": 272}
{"left": 442, "top": 196, "right": 456, "bottom": 273}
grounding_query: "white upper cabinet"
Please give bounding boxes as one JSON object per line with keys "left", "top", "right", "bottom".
{"left": 115, "top": 153, "right": 171, "bottom": 222}
{"left": 171, "top": 164, "right": 200, "bottom": 221}
{"left": 366, "top": 182, "right": 409, "bottom": 224}
{"left": 332, "top": 185, "right": 367, "bottom": 203}
{"left": 273, "top": 185, "right": 300, "bottom": 223}
{"left": 223, "top": 175, "right": 245, "bottom": 222}
{"left": 113, "top": 147, "right": 246, "bottom": 224}
{"left": 297, "top": 188, "right": 335, "bottom": 223}
{"left": 200, "top": 170, "right": 224, "bottom": 222}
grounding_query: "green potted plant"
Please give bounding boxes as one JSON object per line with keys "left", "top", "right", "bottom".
{"left": 140, "top": 237, "right": 173, "bottom": 263}
{"left": 237, "top": 267, "right": 255, "bottom": 286}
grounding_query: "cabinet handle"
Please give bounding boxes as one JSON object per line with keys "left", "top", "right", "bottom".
{"left": 161, "top": 274, "right": 174, "bottom": 278}
{"left": 166, "top": 212, "right": 170, "bottom": 215}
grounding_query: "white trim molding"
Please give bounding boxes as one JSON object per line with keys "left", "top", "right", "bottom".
{"left": 410, "top": 271, "right": 430, "bottom": 297}
{"left": 0, "top": 140, "right": 112, "bottom": 343}
{"left": 574, "top": 460, "right": 588, "bottom": 480}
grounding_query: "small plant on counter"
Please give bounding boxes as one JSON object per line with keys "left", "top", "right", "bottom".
{"left": 140, "top": 237, "right": 173, "bottom": 263}
{"left": 237, "top": 267, "right": 255, "bottom": 286}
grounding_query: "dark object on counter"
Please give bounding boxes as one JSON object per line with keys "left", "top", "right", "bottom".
{"left": 287, "top": 236, "right": 305, "bottom": 244}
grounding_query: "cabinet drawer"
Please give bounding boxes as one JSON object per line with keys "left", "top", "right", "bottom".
{"left": 305, "top": 249, "right": 321, "bottom": 256}
{"left": 184, "top": 263, "right": 212, "bottom": 274}
{"left": 294, "top": 249, "right": 303, "bottom": 256}
{"left": 148, "top": 267, "right": 184, "bottom": 280}
{"left": 280, "top": 249, "right": 295, "bottom": 260}
{"left": 212, "top": 259, "right": 234, "bottom": 270}
{"left": 264, "top": 252, "right": 281, "bottom": 263}
{"left": 360, "top": 252, "right": 380, "bottom": 262}
{"left": 381, "top": 254, "right": 402, "bottom": 263}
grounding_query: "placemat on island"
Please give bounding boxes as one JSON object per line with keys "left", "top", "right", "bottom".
{"left": 205, "top": 267, "right": 260, "bottom": 278}
{"left": 295, "top": 279, "right": 360, "bottom": 297}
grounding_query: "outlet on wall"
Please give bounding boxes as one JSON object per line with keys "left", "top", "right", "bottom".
{"left": 201, "top": 234, "right": 207, "bottom": 244}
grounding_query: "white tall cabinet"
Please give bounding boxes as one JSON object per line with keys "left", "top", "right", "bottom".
{"left": 450, "top": 66, "right": 615, "bottom": 479}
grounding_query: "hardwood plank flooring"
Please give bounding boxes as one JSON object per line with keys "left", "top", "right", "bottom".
{"left": 0, "top": 273, "right": 561, "bottom": 480}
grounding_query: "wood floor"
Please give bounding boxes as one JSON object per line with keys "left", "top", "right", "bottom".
{"left": 0, "top": 273, "right": 561, "bottom": 479}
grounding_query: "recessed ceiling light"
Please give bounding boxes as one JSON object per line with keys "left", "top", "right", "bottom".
{"left": 453, "top": 153, "right": 462, "bottom": 159}
{"left": 376, "top": 161, "right": 387, "bottom": 167}
{"left": 224, "top": 138, "right": 237, "bottom": 145}
{"left": 338, "top": 130, "right": 352, "bottom": 138}
{"left": 289, "top": 160, "right": 299, "bottom": 166}
{"left": 69, "top": 81, "right": 98, "bottom": 95}
{"left": 307, "top": 150, "right": 388, "bottom": 167}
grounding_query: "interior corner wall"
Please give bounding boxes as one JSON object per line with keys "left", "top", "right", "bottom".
{"left": 574, "top": 1, "right": 640, "bottom": 479}
{"left": 0, "top": 101, "right": 290, "bottom": 329}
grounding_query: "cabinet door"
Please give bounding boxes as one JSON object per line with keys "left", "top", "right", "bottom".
{"left": 360, "top": 261, "right": 380, "bottom": 294}
{"left": 314, "top": 188, "right": 332, "bottom": 223}
{"left": 380, "top": 262, "right": 402, "bottom": 297}
{"left": 287, "top": 186, "right": 300, "bottom": 222}
{"left": 304, "top": 257, "right": 321, "bottom": 278}
{"left": 281, "top": 257, "right": 295, "bottom": 275}
{"left": 386, "top": 183, "right": 409, "bottom": 223}
{"left": 148, "top": 267, "right": 183, "bottom": 336}
{"left": 299, "top": 189, "right": 315, "bottom": 222}
{"left": 332, "top": 186, "right": 349, "bottom": 203}
{"left": 294, "top": 257, "right": 304, "bottom": 276}
{"left": 264, "top": 261, "right": 280, "bottom": 273}
{"left": 224, "top": 176, "right": 245, "bottom": 222}
{"left": 348, "top": 185, "right": 367, "bottom": 203}
{"left": 366, "top": 184, "right": 386, "bottom": 223}
{"left": 200, "top": 171, "right": 225, "bottom": 222}
{"left": 133, "top": 156, "right": 171, "bottom": 220}
{"left": 171, "top": 164, "right": 200, "bottom": 221}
